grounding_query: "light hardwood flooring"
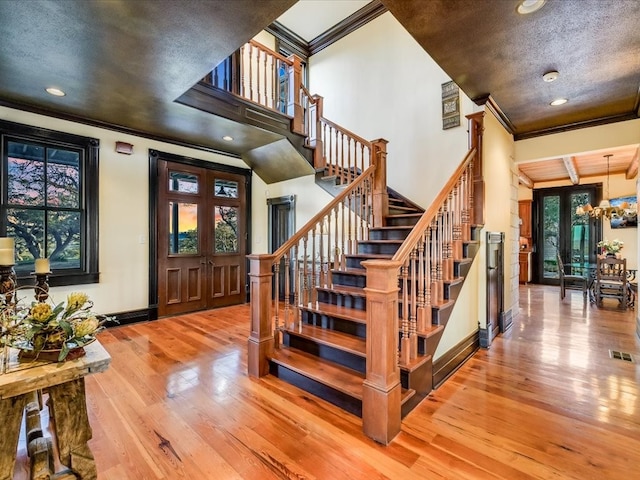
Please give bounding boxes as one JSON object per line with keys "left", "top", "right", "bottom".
{"left": 12, "top": 284, "right": 640, "bottom": 479}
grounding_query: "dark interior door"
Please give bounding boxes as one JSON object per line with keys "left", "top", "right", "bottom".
{"left": 533, "top": 185, "right": 601, "bottom": 284}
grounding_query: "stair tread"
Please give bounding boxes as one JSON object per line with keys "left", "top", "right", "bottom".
{"left": 346, "top": 253, "right": 393, "bottom": 259}
{"left": 271, "top": 347, "right": 417, "bottom": 405}
{"left": 371, "top": 225, "right": 413, "bottom": 231}
{"left": 333, "top": 267, "right": 366, "bottom": 276}
{"left": 285, "top": 323, "right": 366, "bottom": 356}
{"left": 301, "top": 302, "right": 367, "bottom": 323}
{"left": 317, "top": 284, "right": 366, "bottom": 297}
{"left": 270, "top": 347, "right": 364, "bottom": 399}
{"left": 385, "top": 213, "right": 423, "bottom": 218}
{"left": 399, "top": 354, "right": 432, "bottom": 373}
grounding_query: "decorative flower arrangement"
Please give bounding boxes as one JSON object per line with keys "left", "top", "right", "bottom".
{"left": 2, "top": 291, "right": 113, "bottom": 361}
{"left": 597, "top": 238, "right": 624, "bottom": 255}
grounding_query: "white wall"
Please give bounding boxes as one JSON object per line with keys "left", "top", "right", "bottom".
{"left": 308, "top": 12, "right": 477, "bottom": 208}
{"left": 0, "top": 105, "right": 263, "bottom": 315}
{"left": 515, "top": 119, "right": 640, "bottom": 163}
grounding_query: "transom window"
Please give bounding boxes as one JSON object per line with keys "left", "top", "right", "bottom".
{"left": 1, "top": 120, "right": 99, "bottom": 286}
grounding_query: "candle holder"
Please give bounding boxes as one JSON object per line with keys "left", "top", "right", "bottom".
{"left": 33, "top": 271, "right": 51, "bottom": 303}
{"left": 0, "top": 264, "right": 16, "bottom": 307}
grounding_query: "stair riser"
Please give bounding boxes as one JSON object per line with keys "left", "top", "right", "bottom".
{"left": 385, "top": 216, "right": 421, "bottom": 227}
{"left": 464, "top": 241, "right": 480, "bottom": 258}
{"left": 418, "top": 329, "right": 445, "bottom": 357}
{"left": 455, "top": 260, "right": 473, "bottom": 278}
{"left": 369, "top": 229, "right": 411, "bottom": 241}
{"left": 357, "top": 242, "right": 402, "bottom": 255}
{"left": 331, "top": 271, "right": 366, "bottom": 288}
{"left": 433, "top": 302, "right": 454, "bottom": 326}
{"left": 269, "top": 362, "right": 362, "bottom": 417}
{"left": 283, "top": 331, "right": 366, "bottom": 373}
{"left": 317, "top": 289, "right": 366, "bottom": 310}
{"left": 346, "top": 256, "right": 368, "bottom": 269}
{"left": 301, "top": 310, "right": 367, "bottom": 338}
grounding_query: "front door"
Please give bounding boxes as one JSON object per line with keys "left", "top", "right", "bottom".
{"left": 157, "top": 160, "right": 247, "bottom": 316}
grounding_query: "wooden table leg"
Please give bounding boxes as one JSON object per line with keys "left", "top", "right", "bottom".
{"left": 47, "top": 378, "right": 97, "bottom": 480}
{"left": 0, "top": 393, "right": 28, "bottom": 480}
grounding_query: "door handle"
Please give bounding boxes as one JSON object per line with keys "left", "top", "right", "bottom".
{"left": 208, "top": 260, "right": 214, "bottom": 266}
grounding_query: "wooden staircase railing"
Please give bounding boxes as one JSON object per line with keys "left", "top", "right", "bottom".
{"left": 248, "top": 139, "right": 388, "bottom": 377}
{"left": 361, "top": 112, "right": 485, "bottom": 443}
{"left": 205, "top": 40, "right": 371, "bottom": 188}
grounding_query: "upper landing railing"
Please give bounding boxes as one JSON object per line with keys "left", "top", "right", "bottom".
{"left": 202, "top": 40, "right": 370, "bottom": 186}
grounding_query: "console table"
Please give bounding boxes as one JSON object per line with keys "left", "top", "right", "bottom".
{"left": 0, "top": 341, "right": 111, "bottom": 480}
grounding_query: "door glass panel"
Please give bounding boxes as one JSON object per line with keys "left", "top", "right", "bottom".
{"left": 214, "top": 206, "right": 238, "bottom": 253}
{"left": 570, "top": 192, "right": 590, "bottom": 276}
{"left": 542, "top": 195, "right": 560, "bottom": 279}
{"left": 169, "top": 172, "right": 199, "bottom": 194}
{"left": 169, "top": 202, "right": 198, "bottom": 254}
{"left": 214, "top": 179, "right": 238, "bottom": 198}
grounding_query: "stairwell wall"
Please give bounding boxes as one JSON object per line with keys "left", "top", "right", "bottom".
{"left": 305, "top": 12, "right": 492, "bottom": 358}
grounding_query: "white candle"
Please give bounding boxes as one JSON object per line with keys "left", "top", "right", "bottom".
{"left": 0, "top": 238, "right": 14, "bottom": 249}
{"left": 0, "top": 248, "right": 14, "bottom": 265}
{"left": 35, "top": 258, "right": 50, "bottom": 274}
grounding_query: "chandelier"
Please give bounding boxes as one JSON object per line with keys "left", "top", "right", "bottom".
{"left": 576, "top": 154, "right": 626, "bottom": 220}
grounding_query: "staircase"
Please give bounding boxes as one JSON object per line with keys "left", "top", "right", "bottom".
{"left": 234, "top": 37, "right": 486, "bottom": 445}
{"left": 268, "top": 200, "right": 480, "bottom": 418}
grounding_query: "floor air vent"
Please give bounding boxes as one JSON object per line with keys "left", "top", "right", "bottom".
{"left": 609, "top": 350, "right": 635, "bottom": 363}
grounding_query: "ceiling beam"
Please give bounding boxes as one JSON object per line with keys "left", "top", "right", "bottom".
{"left": 518, "top": 170, "right": 533, "bottom": 189}
{"left": 562, "top": 156, "right": 579, "bottom": 185}
{"left": 625, "top": 148, "right": 639, "bottom": 179}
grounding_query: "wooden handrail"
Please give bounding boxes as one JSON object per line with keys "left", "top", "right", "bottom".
{"left": 272, "top": 164, "right": 376, "bottom": 263}
{"left": 392, "top": 147, "right": 477, "bottom": 264}
{"left": 320, "top": 116, "right": 371, "bottom": 149}
{"left": 300, "top": 84, "right": 314, "bottom": 102}
{"left": 248, "top": 39, "right": 293, "bottom": 66}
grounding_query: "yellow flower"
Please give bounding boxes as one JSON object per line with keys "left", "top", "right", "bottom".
{"left": 66, "top": 292, "right": 89, "bottom": 312}
{"left": 74, "top": 317, "right": 99, "bottom": 338}
{"left": 30, "top": 303, "right": 53, "bottom": 323}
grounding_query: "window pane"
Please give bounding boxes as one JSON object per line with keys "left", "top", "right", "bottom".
{"left": 214, "top": 179, "right": 238, "bottom": 198}
{"left": 7, "top": 141, "right": 45, "bottom": 206}
{"left": 47, "top": 148, "right": 80, "bottom": 208}
{"left": 214, "top": 206, "right": 238, "bottom": 253}
{"left": 169, "top": 202, "right": 198, "bottom": 254}
{"left": 47, "top": 210, "right": 81, "bottom": 269}
{"left": 7, "top": 208, "right": 45, "bottom": 268}
{"left": 169, "top": 172, "right": 198, "bottom": 193}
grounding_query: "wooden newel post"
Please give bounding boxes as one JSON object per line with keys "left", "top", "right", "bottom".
{"left": 371, "top": 138, "right": 389, "bottom": 228}
{"left": 362, "top": 259, "right": 402, "bottom": 445}
{"left": 288, "top": 55, "right": 304, "bottom": 135}
{"left": 311, "top": 94, "right": 325, "bottom": 170}
{"left": 466, "top": 112, "right": 485, "bottom": 228}
{"left": 247, "top": 254, "right": 275, "bottom": 378}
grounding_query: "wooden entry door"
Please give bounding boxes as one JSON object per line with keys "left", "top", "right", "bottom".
{"left": 157, "top": 160, "right": 247, "bottom": 317}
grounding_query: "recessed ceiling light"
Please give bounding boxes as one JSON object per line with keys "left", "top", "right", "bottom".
{"left": 542, "top": 71, "right": 559, "bottom": 82}
{"left": 550, "top": 98, "right": 568, "bottom": 106}
{"left": 517, "top": 0, "right": 546, "bottom": 14}
{"left": 45, "top": 87, "right": 66, "bottom": 97}
{"left": 222, "top": 135, "right": 233, "bottom": 141}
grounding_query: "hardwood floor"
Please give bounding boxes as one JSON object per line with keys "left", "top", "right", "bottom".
{"left": 13, "top": 284, "right": 640, "bottom": 479}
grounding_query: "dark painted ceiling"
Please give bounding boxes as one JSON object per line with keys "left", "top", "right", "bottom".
{"left": 381, "top": 0, "right": 640, "bottom": 139}
{"left": 0, "top": 0, "right": 638, "bottom": 164}
{"left": 0, "top": 0, "right": 297, "bottom": 157}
